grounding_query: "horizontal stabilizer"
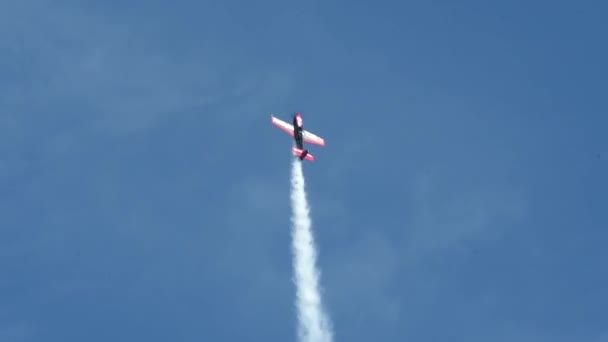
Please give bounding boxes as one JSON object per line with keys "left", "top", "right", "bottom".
{"left": 292, "top": 147, "right": 314, "bottom": 161}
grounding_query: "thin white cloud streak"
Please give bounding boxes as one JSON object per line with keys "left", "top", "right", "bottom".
{"left": 290, "top": 159, "right": 333, "bottom": 342}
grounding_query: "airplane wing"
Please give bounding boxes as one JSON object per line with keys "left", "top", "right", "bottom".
{"left": 302, "top": 130, "right": 325, "bottom": 146}
{"left": 271, "top": 115, "right": 294, "bottom": 136}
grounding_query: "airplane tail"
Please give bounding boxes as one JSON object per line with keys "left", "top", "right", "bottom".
{"left": 292, "top": 147, "right": 314, "bottom": 161}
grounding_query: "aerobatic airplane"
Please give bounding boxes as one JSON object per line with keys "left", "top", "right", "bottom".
{"left": 271, "top": 112, "right": 325, "bottom": 161}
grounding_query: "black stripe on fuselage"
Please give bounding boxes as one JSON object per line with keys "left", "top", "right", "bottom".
{"left": 293, "top": 117, "right": 304, "bottom": 149}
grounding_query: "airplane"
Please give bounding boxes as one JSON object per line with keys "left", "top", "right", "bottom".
{"left": 270, "top": 112, "right": 325, "bottom": 161}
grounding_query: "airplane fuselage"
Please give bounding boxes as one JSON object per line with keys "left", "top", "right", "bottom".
{"left": 293, "top": 115, "right": 304, "bottom": 149}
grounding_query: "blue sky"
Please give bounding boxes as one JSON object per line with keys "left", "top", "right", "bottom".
{"left": 1, "top": 0, "right": 607, "bottom": 341}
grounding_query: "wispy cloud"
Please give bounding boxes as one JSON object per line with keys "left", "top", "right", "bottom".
{"left": 0, "top": 322, "right": 32, "bottom": 342}
{"left": 596, "top": 331, "right": 608, "bottom": 342}
{"left": 324, "top": 231, "right": 400, "bottom": 339}
{"left": 1, "top": 1, "right": 292, "bottom": 148}
{"left": 3, "top": 4, "right": 213, "bottom": 132}
{"left": 1, "top": 3, "right": 299, "bottom": 340}
{"left": 315, "top": 158, "right": 529, "bottom": 340}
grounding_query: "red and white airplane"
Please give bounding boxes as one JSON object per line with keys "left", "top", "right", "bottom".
{"left": 271, "top": 112, "right": 325, "bottom": 161}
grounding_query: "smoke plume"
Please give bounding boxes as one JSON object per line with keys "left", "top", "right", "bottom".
{"left": 290, "top": 159, "right": 333, "bottom": 342}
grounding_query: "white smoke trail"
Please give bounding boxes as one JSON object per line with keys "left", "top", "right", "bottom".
{"left": 290, "top": 159, "right": 333, "bottom": 342}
